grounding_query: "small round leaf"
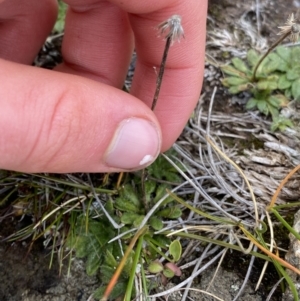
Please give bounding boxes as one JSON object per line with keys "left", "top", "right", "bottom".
{"left": 163, "top": 267, "right": 175, "bottom": 278}
{"left": 149, "top": 216, "right": 163, "bottom": 231}
{"left": 148, "top": 261, "right": 164, "bottom": 274}
{"left": 169, "top": 240, "right": 182, "bottom": 262}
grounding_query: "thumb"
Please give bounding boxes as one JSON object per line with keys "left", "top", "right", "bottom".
{"left": 0, "top": 59, "right": 161, "bottom": 173}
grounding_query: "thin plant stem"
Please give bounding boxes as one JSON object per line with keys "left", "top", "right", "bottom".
{"left": 142, "top": 34, "right": 172, "bottom": 213}
{"left": 255, "top": 211, "right": 273, "bottom": 291}
{"left": 240, "top": 225, "right": 300, "bottom": 275}
{"left": 265, "top": 278, "right": 284, "bottom": 301}
{"left": 268, "top": 164, "right": 300, "bottom": 209}
{"left": 271, "top": 208, "right": 300, "bottom": 241}
{"left": 116, "top": 15, "right": 184, "bottom": 300}
{"left": 151, "top": 36, "right": 172, "bottom": 111}
{"left": 252, "top": 31, "right": 290, "bottom": 81}
{"left": 124, "top": 235, "right": 144, "bottom": 301}
{"left": 141, "top": 168, "right": 148, "bottom": 212}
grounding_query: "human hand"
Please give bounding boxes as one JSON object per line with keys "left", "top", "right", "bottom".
{"left": 0, "top": 0, "right": 207, "bottom": 173}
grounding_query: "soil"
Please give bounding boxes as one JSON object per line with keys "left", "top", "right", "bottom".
{"left": 1, "top": 1, "right": 300, "bottom": 301}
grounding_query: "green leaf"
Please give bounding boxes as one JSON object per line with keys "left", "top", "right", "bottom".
{"left": 109, "top": 282, "right": 128, "bottom": 300}
{"left": 253, "top": 88, "right": 272, "bottom": 99}
{"left": 247, "top": 49, "right": 260, "bottom": 67}
{"left": 115, "top": 197, "right": 141, "bottom": 213}
{"left": 133, "top": 215, "right": 145, "bottom": 227}
{"left": 94, "top": 281, "right": 127, "bottom": 300}
{"left": 271, "top": 117, "right": 294, "bottom": 132}
{"left": 221, "top": 65, "right": 246, "bottom": 77}
{"left": 268, "top": 95, "right": 288, "bottom": 108}
{"left": 221, "top": 76, "right": 249, "bottom": 87}
{"left": 291, "top": 47, "right": 300, "bottom": 64}
{"left": 93, "top": 286, "right": 106, "bottom": 300}
{"left": 276, "top": 46, "right": 291, "bottom": 62}
{"left": 246, "top": 98, "right": 258, "bottom": 110}
{"left": 267, "top": 104, "right": 279, "bottom": 120}
{"left": 100, "top": 265, "right": 117, "bottom": 283}
{"left": 255, "top": 58, "right": 270, "bottom": 77}
{"left": 285, "top": 88, "right": 292, "bottom": 99}
{"left": 267, "top": 96, "right": 281, "bottom": 108}
{"left": 169, "top": 240, "right": 182, "bottom": 262}
{"left": 89, "top": 220, "right": 115, "bottom": 245}
{"left": 120, "top": 184, "right": 141, "bottom": 207}
{"left": 257, "top": 76, "right": 278, "bottom": 90}
{"left": 256, "top": 80, "right": 269, "bottom": 90}
{"left": 149, "top": 216, "right": 163, "bottom": 231}
{"left": 105, "top": 249, "right": 118, "bottom": 268}
{"left": 263, "top": 54, "right": 280, "bottom": 74}
{"left": 287, "top": 67, "right": 300, "bottom": 80}
{"left": 86, "top": 251, "right": 102, "bottom": 276}
{"left": 121, "top": 212, "right": 142, "bottom": 224}
{"left": 120, "top": 226, "right": 133, "bottom": 240}
{"left": 104, "top": 197, "right": 115, "bottom": 215}
{"left": 73, "top": 236, "right": 89, "bottom": 258}
{"left": 147, "top": 234, "right": 171, "bottom": 249}
{"left": 279, "top": 121, "right": 293, "bottom": 131}
{"left": 232, "top": 57, "right": 249, "bottom": 73}
{"left": 278, "top": 74, "right": 292, "bottom": 90}
{"left": 153, "top": 184, "right": 174, "bottom": 206}
{"left": 292, "top": 78, "right": 300, "bottom": 100}
{"left": 228, "top": 84, "right": 250, "bottom": 94}
{"left": 122, "top": 253, "right": 134, "bottom": 277}
{"left": 69, "top": 218, "right": 116, "bottom": 276}
{"left": 257, "top": 100, "right": 268, "bottom": 115}
{"left": 272, "top": 47, "right": 290, "bottom": 71}
{"left": 275, "top": 94, "right": 289, "bottom": 106}
{"left": 157, "top": 206, "right": 182, "bottom": 219}
{"left": 54, "top": 1, "right": 68, "bottom": 33}
{"left": 163, "top": 267, "right": 175, "bottom": 278}
{"left": 148, "top": 261, "right": 164, "bottom": 274}
{"left": 145, "top": 181, "right": 157, "bottom": 203}
{"left": 147, "top": 152, "right": 182, "bottom": 182}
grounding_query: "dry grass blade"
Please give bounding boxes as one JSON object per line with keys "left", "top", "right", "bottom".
{"left": 100, "top": 226, "right": 148, "bottom": 301}
{"left": 167, "top": 76, "right": 300, "bottom": 298}
{"left": 268, "top": 164, "right": 300, "bottom": 209}
{"left": 205, "top": 135, "right": 259, "bottom": 227}
{"left": 240, "top": 225, "right": 300, "bottom": 275}
{"left": 151, "top": 88, "right": 264, "bottom": 299}
{"left": 255, "top": 211, "right": 273, "bottom": 291}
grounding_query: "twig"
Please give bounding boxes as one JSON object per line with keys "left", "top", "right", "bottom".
{"left": 151, "top": 15, "right": 184, "bottom": 111}
{"left": 252, "top": 13, "right": 300, "bottom": 80}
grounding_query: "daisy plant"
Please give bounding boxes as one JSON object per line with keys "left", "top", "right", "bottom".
{"left": 221, "top": 13, "right": 300, "bottom": 131}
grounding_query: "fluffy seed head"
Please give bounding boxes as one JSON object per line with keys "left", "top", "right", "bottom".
{"left": 158, "top": 15, "right": 184, "bottom": 44}
{"left": 278, "top": 13, "right": 300, "bottom": 43}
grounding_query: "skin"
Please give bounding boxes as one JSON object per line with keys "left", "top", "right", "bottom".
{"left": 0, "top": 0, "right": 207, "bottom": 173}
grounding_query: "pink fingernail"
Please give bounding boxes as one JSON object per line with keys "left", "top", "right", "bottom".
{"left": 105, "top": 118, "right": 161, "bottom": 170}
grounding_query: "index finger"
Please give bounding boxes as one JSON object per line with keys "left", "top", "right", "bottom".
{"left": 119, "top": 0, "right": 207, "bottom": 150}
{"left": 60, "top": 0, "right": 207, "bottom": 151}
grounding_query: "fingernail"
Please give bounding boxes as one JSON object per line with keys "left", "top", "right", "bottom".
{"left": 105, "top": 118, "right": 161, "bottom": 170}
